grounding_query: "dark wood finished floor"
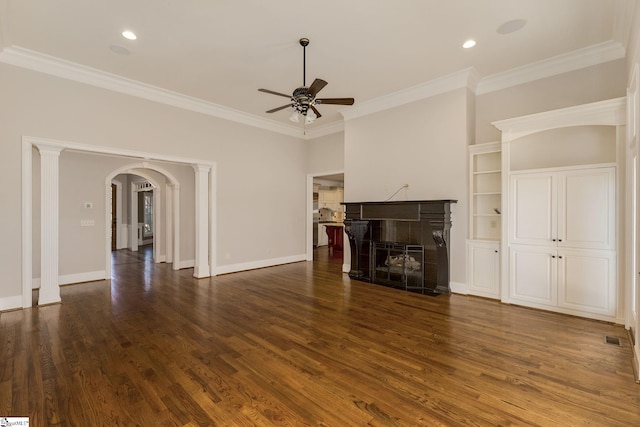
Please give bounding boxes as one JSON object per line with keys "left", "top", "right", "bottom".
{"left": 1, "top": 246, "right": 639, "bottom": 426}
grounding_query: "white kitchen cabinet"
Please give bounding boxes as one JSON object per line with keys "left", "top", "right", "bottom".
{"left": 510, "top": 167, "right": 615, "bottom": 250}
{"left": 466, "top": 240, "right": 500, "bottom": 299}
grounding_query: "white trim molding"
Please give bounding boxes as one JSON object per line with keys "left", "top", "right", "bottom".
{"left": 492, "top": 97, "right": 627, "bottom": 140}
{"left": 32, "top": 270, "right": 107, "bottom": 288}
{"left": 341, "top": 68, "right": 479, "bottom": 121}
{"left": 0, "top": 46, "right": 303, "bottom": 138}
{"left": 0, "top": 41, "right": 626, "bottom": 137}
{"left": 215, "top": 254, "right": 306, "bottom": 276}
{"left": 477, "top": 41, "right": 626, "bottom": 95}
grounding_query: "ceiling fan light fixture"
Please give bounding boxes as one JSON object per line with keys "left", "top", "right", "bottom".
{"left": 305, "top": 109, "right": 317, "bottom": 124}
{"left": 259, "top": 37, "right": 354, "bottom": 123}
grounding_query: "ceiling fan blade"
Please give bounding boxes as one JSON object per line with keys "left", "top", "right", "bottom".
{"left": 308, "top": 79, "right": 328, "bottom": 97}
{"left": 310, "top": 105, "right": 322, "bottom": 119}
{"left": 266, "top": 104, "right": 293, "bottom": 113}
{"left": 315, "top": 97, "right": 355, "bottom": 106}
{"left": 259, "top": 88, "right": 292, "bottom": 98}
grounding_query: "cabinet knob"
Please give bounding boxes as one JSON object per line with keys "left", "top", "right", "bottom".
{"left": 551, "top": 255, "right": 556, "bottom": 258}
{"left": 552, "top": 238, "right": 557, "bottom": 242}
{"left": 494, "top": 250, "right": 498, "bottom": 253}
{"left": 558, "top": 239, "right": 562, "bottom": 242}
{"left": 559, "top": 255, "right": 563, "bottom": 259}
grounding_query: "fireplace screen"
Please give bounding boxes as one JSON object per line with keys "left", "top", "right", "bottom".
{"left": 372, "top": 242, "right": 424, "bottom": 291}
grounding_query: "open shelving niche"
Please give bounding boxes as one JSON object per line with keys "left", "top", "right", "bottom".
{"left": 466, "top": 141, "right": 502, "bottom": 299}
{"left": 469, "top": 142, "right": 502, "bottom": 241}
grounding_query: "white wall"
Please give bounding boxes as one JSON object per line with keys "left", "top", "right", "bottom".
{"left": 343, "top": 88, "right": 470, "bottom": 286}
{"left": 307, "top": 131, "right": 345, "bottom": 174}
{"left": 0, "top": 63, "right": 307, "bottom": 304}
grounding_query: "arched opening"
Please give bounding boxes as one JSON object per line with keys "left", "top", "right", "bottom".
{"left": 104, "top": 163, "right": 181, "bottom": 281}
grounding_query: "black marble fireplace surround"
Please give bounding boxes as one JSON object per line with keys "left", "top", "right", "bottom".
{"left": 342, "top": 200, "right": 456, "bottom": 295}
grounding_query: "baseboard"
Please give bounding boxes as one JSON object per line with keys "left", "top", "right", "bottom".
{"left": 216, "top": 254, "right": 306, "bottom": 275}
{"left": 0, "top": 295, "right": 24, "bottom": 311}
{"left": 449, "top": 281, "right": 467, "bottom": 294}
{"left": 175, "top": 259, "right": 195, "bottom": 270}
{"left": 32, "top": 270, "right": 107, "bottom": 288}
{"left": 342, "top": 263, "right": 350, "bottom": 274}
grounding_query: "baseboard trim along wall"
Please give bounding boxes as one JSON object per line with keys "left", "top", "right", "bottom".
{"left": 174, "top": 259, "right": 195, "bottom": 270}
{"left": 215, "top": 254, "right": 307, "bottom": 275}
{"left": 0, "top": 295, "right": 23, "bottom": 312}
{"left": 31, "top": 270, "right": 107, "bottom": 288}
{"left": 449, "top": 281, "right": 467, "bottom": 294}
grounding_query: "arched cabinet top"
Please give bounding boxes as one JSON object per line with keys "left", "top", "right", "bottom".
{"left": 492, "top": 97, "right": 626, "bottom": 141}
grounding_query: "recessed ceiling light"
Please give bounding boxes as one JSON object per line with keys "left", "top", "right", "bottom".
{"left": 122, "top": 30, "right": 137, "bottom": 40}
{"left": 462, "top": 39, "right": 476, "bottom": 49}
{"left": 497, "top": 19, "right": 527, "bottom": 35}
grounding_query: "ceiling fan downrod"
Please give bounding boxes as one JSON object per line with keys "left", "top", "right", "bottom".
{"left": 300, "top": 38, "right": 309, "bottom": 87}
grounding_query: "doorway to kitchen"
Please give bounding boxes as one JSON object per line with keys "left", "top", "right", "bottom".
{"left": 307, "top": 171, "right": 345, "bottom": 271}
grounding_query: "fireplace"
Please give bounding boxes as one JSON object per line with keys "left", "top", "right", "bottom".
{"left": 342, "top": 200, "right": 456, "bottom": 295}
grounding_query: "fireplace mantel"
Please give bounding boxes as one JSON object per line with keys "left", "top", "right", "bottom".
{"left": 342, "top": 200, "right": 456, "bottom": 295}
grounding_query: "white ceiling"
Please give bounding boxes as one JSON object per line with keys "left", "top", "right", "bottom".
{"left": 0, "top": 0, "right": 630, "bottom": 132}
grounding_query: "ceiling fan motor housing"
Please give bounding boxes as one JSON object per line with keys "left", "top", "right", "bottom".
{"left": 292, "top": 87, "right": 312, "bottom": 115}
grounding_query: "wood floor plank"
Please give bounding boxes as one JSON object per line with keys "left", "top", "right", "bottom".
{"left": 2, "top": 246, "right": 639, "bottom": 425}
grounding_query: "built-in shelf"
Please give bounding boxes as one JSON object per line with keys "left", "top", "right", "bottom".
{"left": 469, "top": 142, "right": 502, "bottom": 242}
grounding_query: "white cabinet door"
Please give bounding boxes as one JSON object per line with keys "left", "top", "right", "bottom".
{"left": 467, "top": 241, "right": 500, "bottom": 299}
{"left": 509, "top": 245, "right": 557, "bottom": 307}
{"left": 510, "top": 173, "right": 556, "bottom": 246}
{"left": 558, "top": 168, "right": 615, "bottom": 250}
{"left": 557, "top": 249, "right": 616, "bottom": 316}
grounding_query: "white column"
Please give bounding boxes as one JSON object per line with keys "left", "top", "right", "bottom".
{"left": 130, "top": 182, "right": 138, "bottom": 252}
{"left": 153, "top": 187, "right": 162, "bottom": 263}
{"left": 36, "top": 144, "right": 64, "bottom": 305}
{"left": 192, "top": 164, "right": 211, "bottom": 278}
{"left": 172, "top": 185, "right": 181, "bottom": 270}
{"left": 165, "top": 184, "right": 173, "bottom": 264}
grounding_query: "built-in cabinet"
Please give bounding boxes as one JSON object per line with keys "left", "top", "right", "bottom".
{"left": 491, "top": 97, "right": 626, "bottom": 323}
{"left": 467, "top": 142, "right": 502, "bottom": 298}
{"left": 466, "top": 240, "right": 500, "bottom": 298}
{"left": 508, "top": 166, "right": 616, "bottom": 316}
{"left": 510, "top": 167, "right": 615, "bottom": 250}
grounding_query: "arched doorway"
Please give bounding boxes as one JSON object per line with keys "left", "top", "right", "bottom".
{"left": 104, "top": 163, "right": 181, "bottom": 281}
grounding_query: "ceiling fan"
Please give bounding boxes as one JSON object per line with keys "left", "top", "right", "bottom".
{"left": 259, "top": 38, "right": 355, "bottom": 124}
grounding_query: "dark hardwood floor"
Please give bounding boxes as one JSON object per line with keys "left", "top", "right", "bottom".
{"left": 1, "top": 246, "right": 639, "bottom": 426}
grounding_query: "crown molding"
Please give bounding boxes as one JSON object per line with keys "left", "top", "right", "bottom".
{"left": 476, "top": 41, "right": 626, "bottom": 95}
{"left": 341, "top": 68, "right": 478, "bottom": 121}
{"left": 0, "top": 46, "right": 306, "bottom": 139}
{"left": 0, "top": 41, "right": 627, "bottom": 135}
